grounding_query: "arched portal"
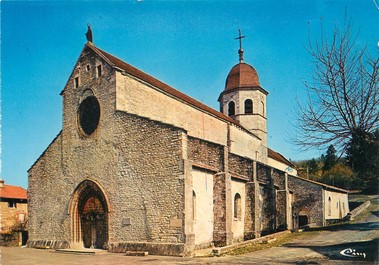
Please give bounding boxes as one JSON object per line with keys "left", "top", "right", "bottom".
{"left": 297, "top": 209, "right": 309, "bottom": 227}
{"left": 298, "top": 215, "right": 309, "bottom": 227}
{"left": 69, "top": 179, "right": 109, "bottom": 249}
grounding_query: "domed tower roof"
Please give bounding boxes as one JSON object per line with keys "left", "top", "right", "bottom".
{"left": 225, "top": 62, "right": 260, "bottom": 91}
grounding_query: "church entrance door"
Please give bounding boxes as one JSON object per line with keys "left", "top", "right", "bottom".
{"left": 80, "top": 195, "right": 107, "bottom": 248}
{"left": 298, "top": 215, "right": 308, "bottom": 227}
{"left": 70, "top": 179, "right": 109, "bottom": 249}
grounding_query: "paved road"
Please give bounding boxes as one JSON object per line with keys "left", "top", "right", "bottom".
{"left": 1, "top": 221, "right": 378, "bottom": 265}
{"left": 237, "top": 222, "right": 379, "bottom": 265}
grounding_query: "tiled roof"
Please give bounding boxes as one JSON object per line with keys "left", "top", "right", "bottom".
{"left": 268, "top": 148, "right": 295, "bottom": 168}
{"left": 0, "top": 184, "right": 27, "bottom": 200}
{"left": 290, "top": 175, "right": 350, "bottom": 193}
{"left": 267, "top": 149, "right": 350, "bottom": 193}
{"left": 88, "top": 43, "right": 241, "bottom": 127}
{"left": 225, "top": 63, "right": 261, "bottom": 90}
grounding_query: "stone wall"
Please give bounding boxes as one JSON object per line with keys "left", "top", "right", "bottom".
{"left": 213, "top": 173, "right": 227, "bottom": 247}
{"left": 229, "top": 125, "right": 267, "bottom": 164}
{"left": 0, "top": 200, "right": 27, "bottom": 233}
{"left": 288, "top": 176, "right": 324, "bottom": 227}
{"left": 276, "top": 190, "right": 287, "bottom": 230}
{"left": 188, "top": 137, "right": 224, "bottom": 171}
{"left": 0, "top": 231, "right": 23, "bottom": 247}
{"left": 229, "top": 153, "right": 251, "bottom": 179}
{"left": 111, "top": 112, "right": 185, "bottom": 244}
{"left": 28, "top": 134, "right": 68, "bottom": 244}
{"left": 115, "top": 71, "right": 229, "bottom": 146}
{"left": 27, "top": 43, "right": 315, "bottom": 255}
{"left": 257, "top": 163, "right": 270, "bottom": 183}
{"left": 28, "top": 47, "right": 187, "bottom": 254}
{"left": 28, "top": 111, "right": 187, "bottom": 251}
{"left": 258, "top": 184, "right": 275, "bottom": 235}
{"left": 272, "top": 169, "right": 285, "bottom": 190}
{"left": 272, "top": 170, "right": 287, "bottom": 230}
{"left": 219, "top": 88, "right": 268, "bottom": 148}
{"left": 256, "top": 164, "right": 288, "bottom": 235}
{"left": 244, "top": 182, "right": 256, "bottom": 240}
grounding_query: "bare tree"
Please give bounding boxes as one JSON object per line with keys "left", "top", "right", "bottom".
{"left": 294, "top": 18, "right": 379, "bottom": 154}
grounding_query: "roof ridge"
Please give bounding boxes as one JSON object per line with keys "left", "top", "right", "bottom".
{"left": 268, "top": 148, "right": 295, "bottom": 168}
{"left": 3, "top": 184, "right": 26, "bottom": 188}
{"left": 88, "top": 44, "right": 253, "bottom": 129}
{"left": 291, "top": 174, "right": 350, "bottom": 193}
{"left": 0, "top": 184, "right": 27, "bottom": 199}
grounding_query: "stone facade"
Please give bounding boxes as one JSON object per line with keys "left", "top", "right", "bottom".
{"left": 188, "top": 137, "right": 224, "bottom": 171}
{"left": 0, "top": 185, "right": 27, "bottom": 235}
{"left": 288, "top": 176, "right": 324, "bottom": 227}
{"left": 324, "top": 189, "right": 349, "bottom": 221}
{"left": 0, "top": 182, "right": 28, "bottom": 247}
{"left": 27, "top": 40, "right": 344, "bottom": 256}
{"left": 288, "top": 175, "right": 349, "bottom": 228}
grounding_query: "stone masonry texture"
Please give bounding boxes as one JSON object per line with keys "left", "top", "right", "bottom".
{"left": 27, "top": 42, "right": 331, "bottom": 256}
{"left": 28, "top": 47, "right": 187, "bottom": 255}
{"left": 288, "top": 176, "right": 324, "bottom": 226}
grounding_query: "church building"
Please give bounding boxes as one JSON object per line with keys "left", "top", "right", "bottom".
{"left": 27, "top": 29, "right": 348, "bottom": 256}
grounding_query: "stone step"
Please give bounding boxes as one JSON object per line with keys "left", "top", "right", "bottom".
{"left": 55, "top": 249, "right": 108, "bottom": 255}
{"left": 35, "top": 246, "right": 51, "bottom": 249}
{"left": 193, "top": 247, "right": 214, "bottom": 257}
{"left": 260, "top": 238, "right": 277, "bottom": 244}
{"left": 125, "top": 251, "right": 149, "bottom": 256}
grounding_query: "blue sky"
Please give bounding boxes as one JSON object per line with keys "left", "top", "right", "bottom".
{"left": 2, "top": 0, "right": 378, "bottom": 188}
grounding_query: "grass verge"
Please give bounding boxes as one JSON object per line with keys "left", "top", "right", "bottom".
{"left": 222, "top": 230, "right": 320, "bottom": 256}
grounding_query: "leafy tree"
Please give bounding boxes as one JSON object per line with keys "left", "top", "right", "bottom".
{"left": 346, "top": 129, "right": 379, "bottom": 193}
{"left": 307, "top": 158, "right": 318, "bottom": 175}
{"left": 322, "top": 163, "right": 358, "bottom": 190}
{"left": 322, "top": 145, "right": 337, "bottom": 172}
{"left": 294, "top": 19, "right": 379, "bottom": 153}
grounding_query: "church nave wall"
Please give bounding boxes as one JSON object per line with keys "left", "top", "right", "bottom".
{"left": 110, "top": 112, "right": 186, "bottom": 246}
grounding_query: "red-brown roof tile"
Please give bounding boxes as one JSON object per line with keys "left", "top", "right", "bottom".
{"left": 290, "top": 175, "right": 350, "bottom": 193}
{"left": 225, "top": 63, "right": 260, "bottom": 90}
{"left": 0, "top": 184, "right": 27, "bottom": 200}
{"left": 267, "top": 149, "right": 350, "bottom": 193}
{"left": 268, "top": 148, "right": 295, "bottom": 168}
{"left": 88, "top": 43, "right": 241, "bottom": 127}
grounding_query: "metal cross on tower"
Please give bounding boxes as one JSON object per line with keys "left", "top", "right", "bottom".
{"left": 235, "top": 29, "right": 245, "bottom": 63}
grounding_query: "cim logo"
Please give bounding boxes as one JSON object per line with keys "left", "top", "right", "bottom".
{"left": 340, "top": 248, "right": 366, "bottom": 259}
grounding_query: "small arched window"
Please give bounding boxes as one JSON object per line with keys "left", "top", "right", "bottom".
{"left": 234, "top": 193, "right": 242, "bottom": 219}
{"left": 328, "top": 197, "right": 332, "bottom": 216}
{"left": 192, "top": 191, "right": 196, "bottom": 221}
{"left": 228, "top": 101, "right": 235, "bottom": 116}
{"left": 244, "top": 99, "right": 253, "bottom": 114}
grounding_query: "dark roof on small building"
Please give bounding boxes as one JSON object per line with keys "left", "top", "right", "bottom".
{"left": 290, "top": 175, "right": 350, "bottom": 194}
{"left": 268, "top": 148, "right": 295, "bottom": 168}
{"left": 0, "top": 184, "right": 27, "bottom": 200}
{"left": 267, "top": 149, "right": 349, "bottom": 193}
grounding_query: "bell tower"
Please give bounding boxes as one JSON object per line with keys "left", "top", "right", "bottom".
{"left": 218, "top": 30, "right": 268, "bottom": 147}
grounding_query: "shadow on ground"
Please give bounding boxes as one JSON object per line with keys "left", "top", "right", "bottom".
{"left": 283, "top": 237, "right": 378, "bottom": 262}
{"left": 306, "top": 222, "right": 379, "bottom": 232}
